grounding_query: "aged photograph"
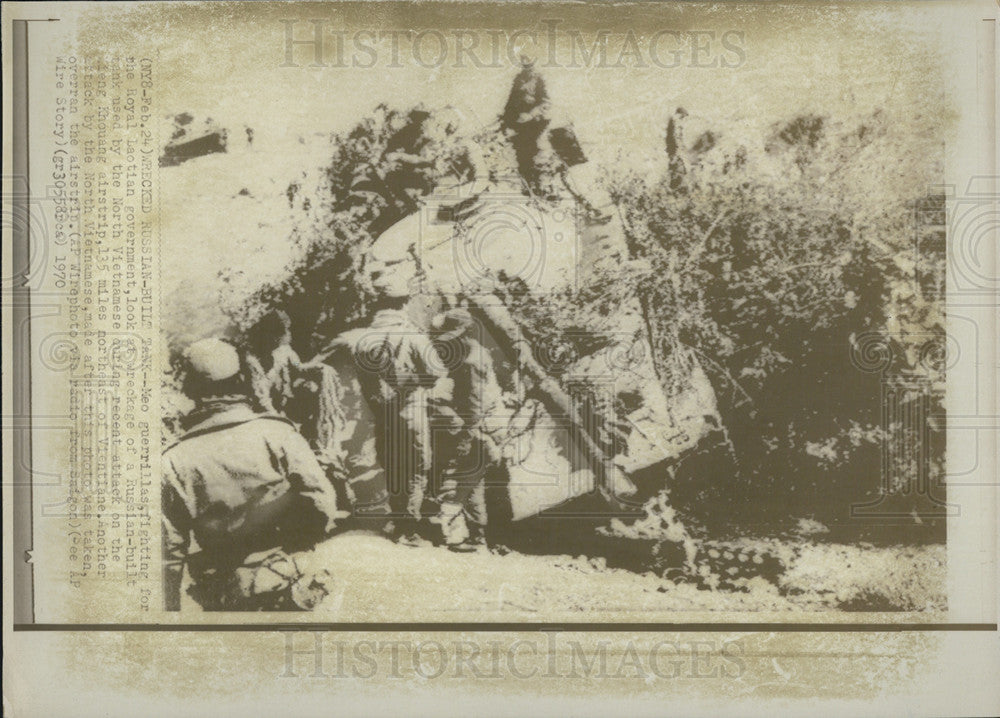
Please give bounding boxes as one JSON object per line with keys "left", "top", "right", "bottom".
{"left": 7, "top": 1, "right": 1000, "bottom": 716}
{"left": 156, "top": 5, "right": 950, "bottom": 615}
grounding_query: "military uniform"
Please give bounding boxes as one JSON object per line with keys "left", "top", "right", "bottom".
{"left": 430, "top": 311, "right": 505, "bottom": 547}
{"left": 340, "top": 308, "right": 452, "bottom": 522}
{"left": 436, "top": 337, "right": 502, "bottom": 519}
{"left": 161, "top": 398, "right": 343, "bottom": 610}
{"left": 247, "top": 343, "right": 300, "bottom": 415}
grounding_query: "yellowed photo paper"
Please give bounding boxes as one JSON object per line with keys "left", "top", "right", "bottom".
{"left": 3, "top": 1, "right": 998, "bottom": 715}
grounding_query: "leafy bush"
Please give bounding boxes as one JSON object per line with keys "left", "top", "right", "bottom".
{"left": 233, "top": 104, "right": 475, "bottom": 351}
{"left": 604, "top": 110, "right": 946, "bottom": 528}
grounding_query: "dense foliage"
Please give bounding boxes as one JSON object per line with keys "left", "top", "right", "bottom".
{"left": 237, "top": 105, "right": 475, "bottom": 350}
{"left": 604, "top": 111, "right": 946, "bottom": 530}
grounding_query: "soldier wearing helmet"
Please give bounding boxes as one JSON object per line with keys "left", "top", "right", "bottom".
{"left": 162, "top": 338, "right": 345, "bottom": 610}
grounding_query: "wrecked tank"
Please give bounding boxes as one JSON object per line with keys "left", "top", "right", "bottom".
{"left": 315, "top": 171, "right": 720, "bottom": 520}
{"left": 298, "top": 64, "right": 721, "bottom": 522}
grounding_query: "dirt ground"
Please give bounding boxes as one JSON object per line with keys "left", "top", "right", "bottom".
{"left": 259, "top": 530, "right": 946, "bottom": 619}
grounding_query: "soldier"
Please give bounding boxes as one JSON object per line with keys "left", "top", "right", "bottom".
{"left": 335, "top": 302, "right": 455, "bottom": 540}
{"left": 161, "top": 338, "right": 346, "bottom": 611}
{"left": 325, "top": 247, "right": 455, "bottom": 543}
{"left": 428, "top": 308, "right": 505, "bottom": 551}
{"left": 245, "top": 309, "right": 301, "bottom": 415}
{"left": 244, "top": 309, "right": 357, "bottom": 509}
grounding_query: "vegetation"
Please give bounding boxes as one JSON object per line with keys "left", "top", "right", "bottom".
{"left": 216, "top": 68, "right": 946, "bottom": 536}
{"left": 235, "top": 105, "right": 475, "bottom": 350}
{"left": 604, "top": 110, "right": 946, "bottom": 532}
